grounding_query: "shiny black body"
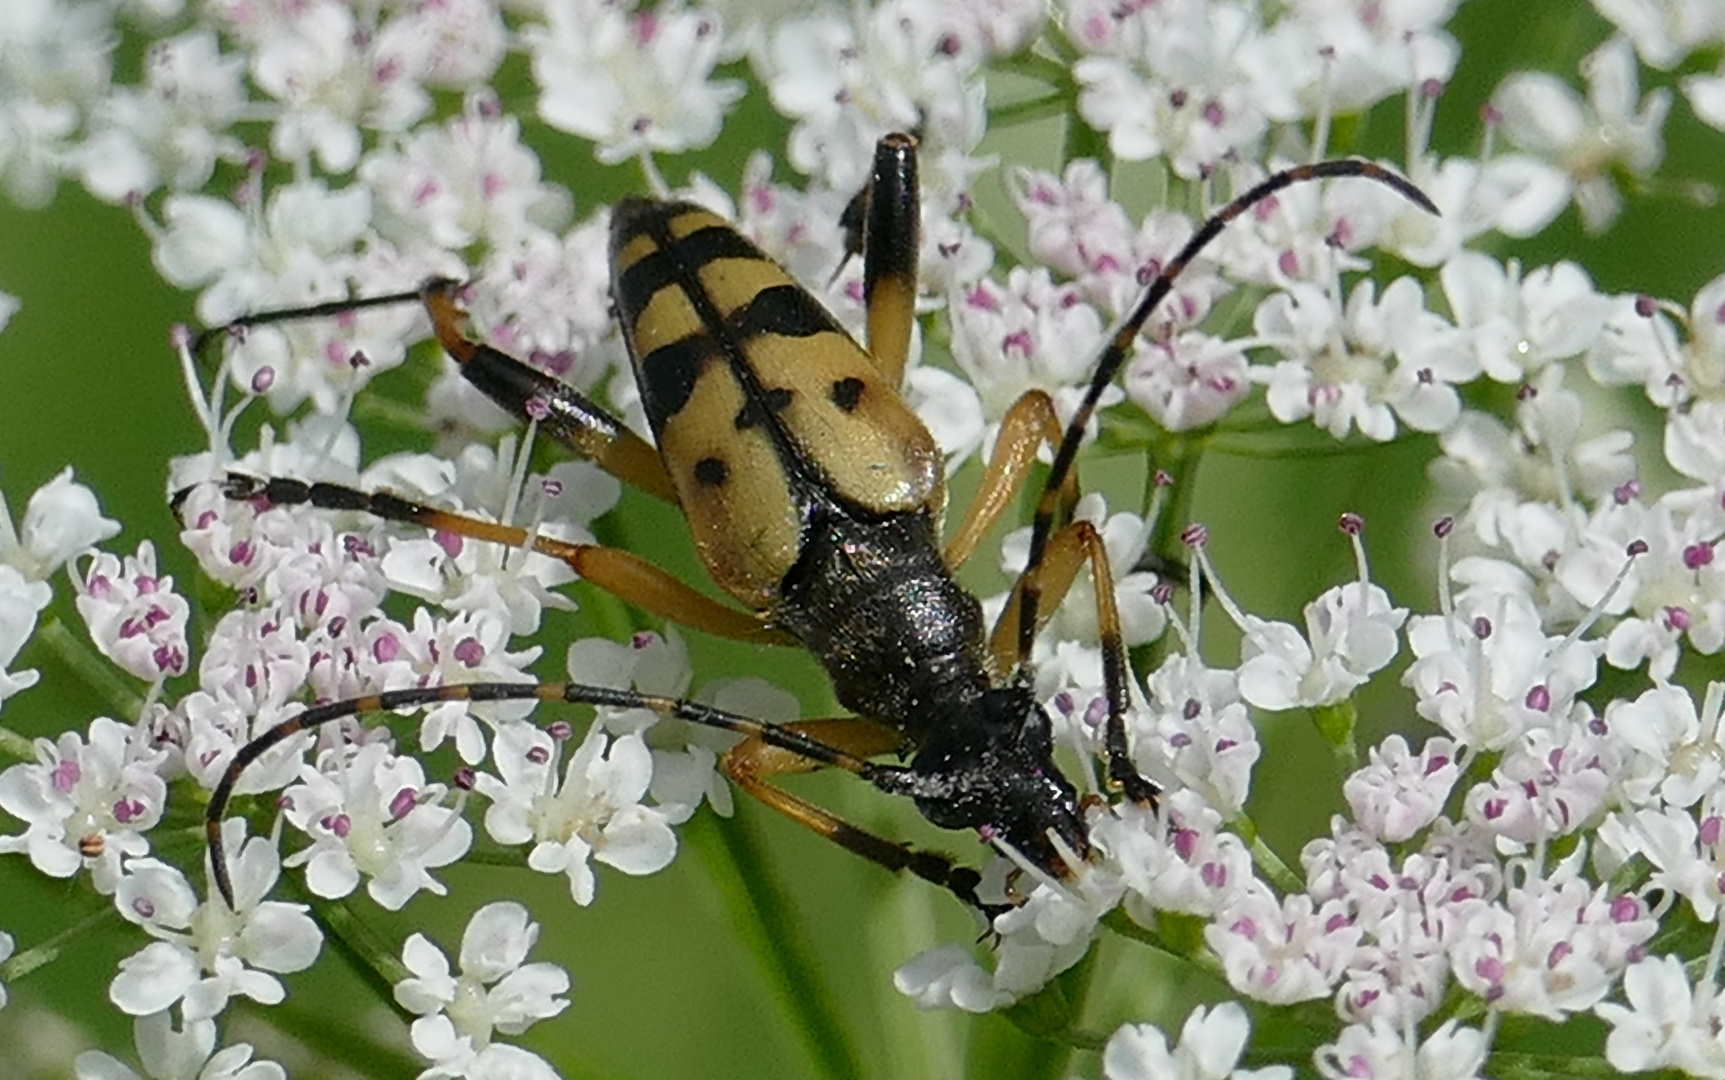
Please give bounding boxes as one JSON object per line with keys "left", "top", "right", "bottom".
{"left": 771, "top": 495, "right": 1090, "bottom": 877}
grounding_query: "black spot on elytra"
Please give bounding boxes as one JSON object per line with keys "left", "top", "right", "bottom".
{"left": 830, "top": 377, "right": 865, "bottom": 412}
{"left": 734, "top": 386, "right": 793, "bottom": 430}
{"left": 730, "top": 285, "right": 839, "bottom": 339}
{"left": 693, "top": 457, "right": 728, "bottom": 487}
{"left": 638, "top": 335, "right": 715, "bottom": 422}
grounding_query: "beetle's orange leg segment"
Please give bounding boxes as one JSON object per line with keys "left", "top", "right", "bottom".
{"left": 189, "top": 280, "right": 678, "bottom": 504}
{"left": 860, "top": 134, "right": 920, "bottom": 390}
{"left": 722, "top": 717, "right": 996, "bottom": 912}
{"left": 943, "top": 390, "right": 1077, "bottom": 570}
{"left": 553, "top": 546, "right": 793, "bottom": 646}
{"left": 218, "top": 475, "right": 793, "bottom": 647}
{"left": 987, "top": 519, "right": 1100, "bottom": 675}
{"left": 723, "top": 716, "right": 908, "bottom": 779}
{"left": 421, "top": 280, "right": 678, "bottom": 505}
{"left": 989, "top": 520, "right": 1157, "bottom": 805}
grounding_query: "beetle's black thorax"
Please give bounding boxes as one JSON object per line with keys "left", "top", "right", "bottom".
{"left": 771, "top": 502, "right": 990, "bottom": 740}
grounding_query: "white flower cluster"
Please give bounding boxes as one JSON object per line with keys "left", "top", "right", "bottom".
{"left": 3, "top": 0, "right": 1725, "bottom": 1078}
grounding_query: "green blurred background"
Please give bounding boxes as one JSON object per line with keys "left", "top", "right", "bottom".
{"left": 2, "top": 2, "right": 1724, "bottom": 1078}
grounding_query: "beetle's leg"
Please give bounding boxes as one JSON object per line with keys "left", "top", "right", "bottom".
{"left": 859, "top": 133, "right": 919, "bottom": 390}
{"left": 421, "top": 281, "right": 678, "bottom": 504}
{"left": 722, "top": 716, "right": 998, "bottom": 913}
{"left": 205, "top": 681, "right": 894, "bottom": 909}
{"left": 193, "top": 280, "right": 679, "bottom": 503}
{"left": 999, "top": 162, "right": 1435, "bottom": 806}
{"left": 1013, "top": 162, "right": 1437, "bottom": 709}
{"left": 214, "top": 475, "right": 792, "bottom": 646}
{"left": 987, "top": 520, "right": 1102, "bottom": 674}
{"left": 942, "top": 390, "right": 1078, "bottom": 570}
{"left": 989, "top": 520, "right": 1158, "bottom": 805}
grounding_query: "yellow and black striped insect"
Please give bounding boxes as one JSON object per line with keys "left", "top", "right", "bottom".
{"left": 193, "top": 134, "right": 1434, "bottom": 913}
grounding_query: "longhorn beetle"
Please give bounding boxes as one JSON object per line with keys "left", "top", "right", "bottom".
{"left": 192, "top": 134, "right": 1435, "bottom": 913}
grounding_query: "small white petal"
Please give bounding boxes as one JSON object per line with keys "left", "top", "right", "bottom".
{"left": 109, "top": 941, "right": 198, "bottom": 1017}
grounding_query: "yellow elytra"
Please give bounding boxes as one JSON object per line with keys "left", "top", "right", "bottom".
{"left": 609, "top": 199, "right": 942, "bottom": 608}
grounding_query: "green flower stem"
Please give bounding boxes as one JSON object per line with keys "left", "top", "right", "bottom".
{"left": 956, "top": 207, "right": 1016, "bottom": 272}
{"left": 0, "top": 722, "right": 33, "bottom": 763}
{"left": 1203, "top": 432, "right": 1386, "bottom": 456}
{"left": 1145, "top": 432, "right": 1205, "bottom": 557}
{"left": 1231, "top": 814, "right": 1303, "bottom": 895}
{"left": 1483, "top": 1052, "right": 1622, "bottom": 1079}
{"left": 261, "top": 998, "right": 429, "bottom": 1080}
{"left": 295, "top": 886, "right": 411, "bottom": 1000}
{"left": 1041, "top": 28, "right": 1082, "bottom": 67}
{"left": 989, "top": 946, "right": 1098, "bottom": 1076}
{"left": 1100, "top": 907, "right": 1163, "bottom": 949}
{"left": 1008, "top": 53, "right": 1077, "bottom": 93}
{"left": 1064, "top": 119, "right": 1111, "bottom": 174}
{"left": 1244, "top": 998, "right": 1344, "bottom": 1065}
{"left": 1202, "top": 279, "right": 1267, "bottom": 342}
{"left": 1444, "top": 748, "right": 1500, "bottom": 825}
{"left": 991, "top": 94, "right": 1072, "bottom": 128}
{"left": 38, "top": 617, "right": 144, "bottom": 720}
{"left": 1101, "top": 908, "right": 1228, "bottom": 985}
{"left": 0, "top": 905, "right": 115, "bottom": 983}
{"left": 1055, "top": 1028, "right": 1110, "bottom": 1052}
{"left": 457, "top": 841, "right": 531, "bottom": 867}
{"left": 1310, "top": 699, "right": 1359, "bottom": 771}
{"left": 684, "top": 809, "right": 866, "bottom": 1080}
{"left": 1606, "top": 853, "right": 1651, "bottom": 898}
{"left": 351, "top": 392, "right": 440, "bottom": 433}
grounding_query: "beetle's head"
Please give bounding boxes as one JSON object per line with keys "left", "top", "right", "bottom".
{"left": 905, "top": 685, "right": 1091, "bottom": 880}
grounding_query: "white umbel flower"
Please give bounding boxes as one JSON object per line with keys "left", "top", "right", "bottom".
{"left": 395, "top": 901, "right": 568, "bottom": 1080}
